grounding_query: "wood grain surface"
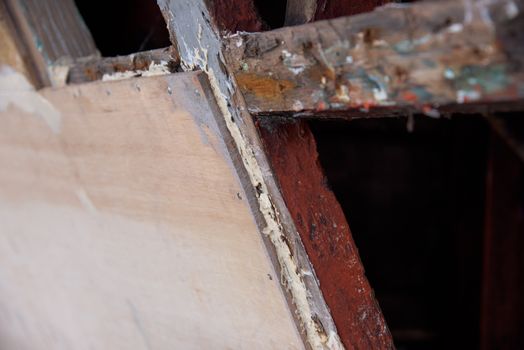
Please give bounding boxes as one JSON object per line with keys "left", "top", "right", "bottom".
{"left": 0, "top": 70, "right": 303, "bottom": 349}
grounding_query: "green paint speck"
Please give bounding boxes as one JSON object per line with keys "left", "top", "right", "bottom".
{"left": 455, "top": 65, "right": 508, "bottom": 93}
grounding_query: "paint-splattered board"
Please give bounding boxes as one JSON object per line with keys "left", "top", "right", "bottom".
{"left": 225, "top": 0, "right": 524, "bottom": 118}
{"left": 0, "top": 69, "right": 303, "bottom": 349}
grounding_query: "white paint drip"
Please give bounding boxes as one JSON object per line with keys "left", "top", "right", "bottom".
{"left": 0, "top": 65, "right": 61, "bottom": 133}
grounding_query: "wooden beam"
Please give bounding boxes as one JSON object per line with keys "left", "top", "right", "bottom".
{"left": 257, "top": 119, "right": 393, "bottom": 349}
{"left": 3, "top": 0, "right": 98, "bottom": 86}
{"left": 0, "top": 0, "right": 36, "bottom": 84}
{"left": 67, "top": 47, "right": 179, "bottom": 84}
{"left": 224, "top": 0, "right": 524, "bottom": 118}
{"left": 157, "top": 0, "right": 346, "bottom": 348}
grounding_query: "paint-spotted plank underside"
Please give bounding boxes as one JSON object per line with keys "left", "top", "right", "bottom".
{"left": 225, "top": 0, "right": 524, "bottom": 118}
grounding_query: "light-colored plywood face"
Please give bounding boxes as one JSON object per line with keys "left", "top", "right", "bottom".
{"left": 0, "top": 68, "right": 303, "bottom": 349}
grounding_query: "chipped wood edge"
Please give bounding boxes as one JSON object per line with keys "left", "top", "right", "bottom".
{"left": 157, "top": 0, "right": 344, "bottom": 348}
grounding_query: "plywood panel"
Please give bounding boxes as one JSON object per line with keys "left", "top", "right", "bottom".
{"left": 0, "top": 69, "right": 303, "bottom": 349}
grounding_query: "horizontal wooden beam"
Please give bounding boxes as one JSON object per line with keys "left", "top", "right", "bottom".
{"left": 67, "top": 47, "right": 179, "bottom": 84}
{"left": 224, "top": 0, "right": 524, "bottom": 118}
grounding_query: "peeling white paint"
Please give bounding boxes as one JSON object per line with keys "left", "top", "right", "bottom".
{"left": 206, "top": 53, "right": 343, "bottom": 350}
{"left": 49, "top": 64, "right": 70, "bottom": 87}
{"left": 336, "top": 85, "right": 351, "bottom": 103}
{"left": 292, "top": 100, "right": 304, "bottom": 111}
{"left": 235, "top": 37, "right": 243, "bottom": 48}
{"left": 0, "top": 65, "right": 61, "bottom": 133}
{"left": 288, "top": 66, "right": 306, "bottom": 75}
{"left": 173, "top": 4, "right": 345, "bottom": 347}
{"left": 372, "top": 87, "right": 388, "bottom": 102}
{"left": 457, "top": 89, "right": 481, "bottom": 103}
{"left": 101, "top": 61, "right": 171, "bottom": 82}
{"left": 281, "top": 50, "right": 308, "bottom": 75}
{"left": 447, "top": 23, "right": 464, "bottom": 33}
{"left": 505, "top": 1, "right": 519, "bottom": 19}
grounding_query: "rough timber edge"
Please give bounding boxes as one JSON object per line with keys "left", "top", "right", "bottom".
{"left": 157, "top": 1, "right": 344, "bottom": 349}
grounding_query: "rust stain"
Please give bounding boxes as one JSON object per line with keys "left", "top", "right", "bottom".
{"left": 235, "top": 73, "right": 296, "bottom": 101}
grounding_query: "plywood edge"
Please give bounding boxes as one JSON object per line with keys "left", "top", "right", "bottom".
{"left": 157, "top": 1, "right": 345, "bottom": 348}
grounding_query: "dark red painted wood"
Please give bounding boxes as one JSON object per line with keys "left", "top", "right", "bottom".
{"left": 205, "top": 0, "right": 266, "bottom": 32}
{"left": 257, "top": 119, "right": 394, "bottom": 349}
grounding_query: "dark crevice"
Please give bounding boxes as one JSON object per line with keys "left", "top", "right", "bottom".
{"left": 253, "top": 0, "right": 287, "bottom": 29}
{"left": 310, "top": 116, "right": 489, "bottom": 350}
{"left": 74, "top": 0, "right": 171, "bottom": 56}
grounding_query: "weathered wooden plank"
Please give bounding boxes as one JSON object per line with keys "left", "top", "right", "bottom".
{"left": 67, "top": 47, "right": 179, "bottom": 84}
{"left": 224, "top": 0, "right": 524, "bottom": 118}
{"left": 0, "top": 68, "right": 303, "bottom": 349}
{"left": 3, "top": 0, "right": 99, "bottom": 86}
{"left": 157, "top": 0, "right": 345, "bottom": 348}
{"left": 0, "top": 1, "right": 35, "bottom": 84}
{"left": 257, "top": 119, "right": 393, "bottom": 350}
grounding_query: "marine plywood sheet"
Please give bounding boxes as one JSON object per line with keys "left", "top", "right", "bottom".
{"left": 0, "top": 69, "right": 303, "bottom": 349}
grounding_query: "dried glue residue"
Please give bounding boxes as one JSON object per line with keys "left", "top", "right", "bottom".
{"left": 0, "top": 65, "right": 61, "bottom": 133}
